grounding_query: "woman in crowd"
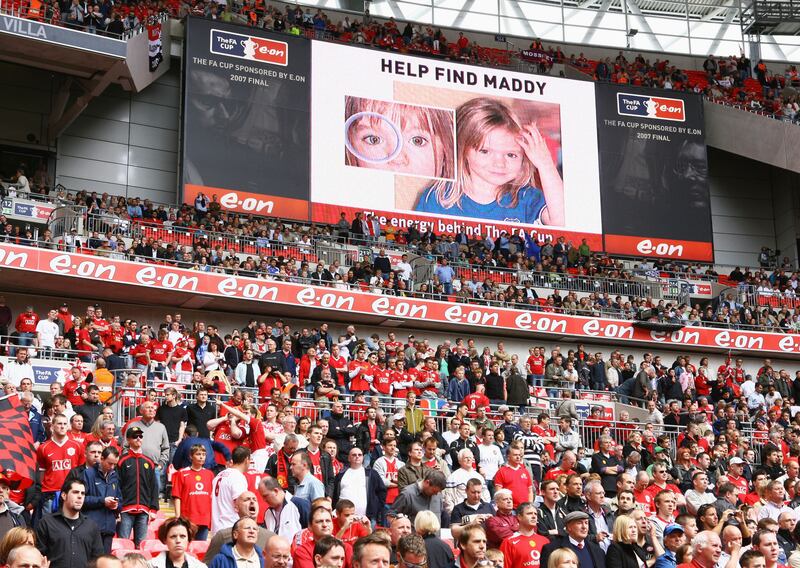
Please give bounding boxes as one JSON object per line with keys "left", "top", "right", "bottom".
{"left": 606, "top": 515, "right": 650, "bottom": 568}
{"left": 414, "top": 511, "right": 454, "bottom": 568}
{"left": 148, "top": 517, "right": 206, "bottom": 568}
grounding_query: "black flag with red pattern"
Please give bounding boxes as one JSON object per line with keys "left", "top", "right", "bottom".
{"left": 0, "top": 394, "right": 36, "bottom": 490}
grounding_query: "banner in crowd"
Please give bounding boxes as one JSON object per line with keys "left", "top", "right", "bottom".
{"left": 2, "top": 243, "right": 798, "bottom": 356}
{"left": 179, "top": 21, "right": 716, "bottom": 261}
{"left": 595, "top": 84, "right": 713, "bottom": 261}
{"left": 147, "top": 18, "right": 163, "bottom": 72}
{"left": 519, "top": 49, "right": 553, "bottom": 64}
{"left": 0, "top": 394, "right": 36, "bottom": 490}
{"left": 180, "top": 17, "right": 312, "bottom": 219}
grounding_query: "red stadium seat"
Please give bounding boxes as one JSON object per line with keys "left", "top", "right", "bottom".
{"left": 112, "top": 538, "right": 136, "bottom": 551}
{"left": 188, "top": 540, "right": 210, "bottom": 560}
{"left": 141, "top": 539, "right": 168, "bottom": 553}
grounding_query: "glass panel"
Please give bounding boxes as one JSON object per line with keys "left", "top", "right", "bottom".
{"left": 689, "top": 21, "right": 723, "bottom": 40}
{"left": 437, "top": 0, "right": 500, "bottom": 16}
{"left": 690, "top": 38, "right": 713, "bottom": 54}
{"left": 433, "top": 6, "right": 500, "bottom": 31}
{"left": 565, "top": 24, "right": 626, "bottom": 47}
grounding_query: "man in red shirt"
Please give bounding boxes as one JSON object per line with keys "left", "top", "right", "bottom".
{"left": 494, "top": 442, "right": 533, "bottom": 507}
{"left": 68, "top": 415, "right": 87, "bottom": 445}
{"left": 147, "top": 329, "right": 173, "bottom": 380}
{"left": 727, "top": 457, "right": 750, "bottom": 499}
{"left": 13, "top": 305, "right": 39, "bottom": 354}
{"left": 36, "top": 413, "right": 85, "bottom": 520}
{"left": 172, "top": 444, "right": 214, "bottom": 540}
{"left": 391, "top": 359, "right": 414, "bottom": 400}
{"left": 371, "top": 358, "right": 393, "bottom": 397}
{"left": 63, "top": 367, "right": 89, "bottom": 408}
{"left": 500, "top": 502, "right": 550, "bottom": 568}
{"left": 526, "top": 346, "right": 546, "bottom": 388}
{"left": 348, "top": 348, "right": 372, "bottom": 394}
{"left": 463, "top": 384, "right": 490, "bottom": 415}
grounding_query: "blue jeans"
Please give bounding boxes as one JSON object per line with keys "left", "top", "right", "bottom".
{"left": 529, "top": 374, "right": 545, "bottom": 387}
{"left": 11, "top": 332, "right": 35, "bottom": 355}
{"left": 195, "top": 526, "right": 209, "bottom": 541}
{"left": 119, "top": 512, "right": 150, "bottom": 547}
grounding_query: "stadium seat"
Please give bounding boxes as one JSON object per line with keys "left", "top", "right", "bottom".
{"left": 112, "top": 538, "right": 136, "bottom": 551}
{"left": 141, "top": 539, "right": 168, "bottom": 553}
{"left": 188, "top": 540, "right": 210, "bottom": 560}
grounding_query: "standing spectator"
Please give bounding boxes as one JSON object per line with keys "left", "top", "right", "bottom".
{"left": 155, "top": 388, "right": 188, "bottom": 487}
{"left": 0, "top": 296, "right": 11, "bottom": 352}
{"left": 76, "top": 385, "right": 103, "bottom": 433}
{"left": 126, "top": 401, "right": 169, "bottom": 496}
{"left": 35, "top": 309, "right": 59, "bottom": 355}
{"left": 448, "top": 422, "right": 480, "bottom": 467}
{"left": 434, "top": 259, "right": 454, "bottom": 296}
{"left": 0, "top": 473, "right": 24, "bottom": 541}
{"left": 513, "top": 418, "right": 547, "bottom": 483}
{"left": 36, "top": 413, "right": 85, "bottom": 519}
{"left": 211, "top": 447, "right": 251, "bottom": 535}
{"left": 392, "top": 470, "right": 446, "bottom": 524}
{"left": 494, "top": 441, "right": 534, "bottom": 507}
{"left": 332, "top": 446, "right": 386, "bottom": 519}
{"left": 5, "top": 348, "right": 34, "bottom": 388}
{"left": 186, "top": 387, "right": 215, "bottom": 439}
{"left": 35, "top": 478, "right": 104, "bottom": 568}
{"left": 81, "top": 446, "right": 121, "bottom": 553}
{"left": 172, "top": 444, "right": 214, "bottom": 541}
{"left": 118, "top": 426, "right": 159, "bottom": 547}
{"left": 13, "top": 305, "right": 39, "bottom": 354}
{"left": 259, "top": 476, "right": 310, "bottom": 540}
{"left": 291, "top": 452, "right": 325, "bottom": 503}
{"left": 591, "top": 435, "right": 622, "bottom": 497}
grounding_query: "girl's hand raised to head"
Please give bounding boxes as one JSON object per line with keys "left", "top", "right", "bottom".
{"left": 518, "top": 124, "right": 557, "bottom": 171}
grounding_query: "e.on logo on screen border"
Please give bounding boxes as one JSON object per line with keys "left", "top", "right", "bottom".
{"left": 209, "top": 29, "right": 288, "bottom": 66}
{"left": 616, "top": 92, "right": 685, "bottom": 122}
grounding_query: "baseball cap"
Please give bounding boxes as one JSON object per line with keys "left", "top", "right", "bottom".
{"left": 392, "top": 413, "right": 406, "bottom": 422}
{"left": 663, "top": 524, "right": 685, "bottom": 537}
{"left": 729, "top": 457, "right": 745, "bottom": 465}
{"left": 126, "top": 426, "right": 144, "bottom": 439}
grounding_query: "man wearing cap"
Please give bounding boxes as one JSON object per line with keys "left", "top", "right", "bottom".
{"left": 727, "top": 457, "right": 749, "bottom": 498}
{"left": 653, "top": 524, "right": 686, "bottom": 568}
{"left": 118, "top": 426, "right": 159, "bottom": 547}
{"left": 0, "top": 473, "right": 24, "bottom": 541}
{"left": 540, "top": 511, "right": 606, "bottom": 568}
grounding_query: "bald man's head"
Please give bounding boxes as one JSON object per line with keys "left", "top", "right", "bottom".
{"left": 264, "top": 535, "right": 291, "bottom": 568}
{"left": 235, "top": 491, "right": 260, "bottom": 520}
{"left": 7, "top": 546, "right": 45, "bottom": 568}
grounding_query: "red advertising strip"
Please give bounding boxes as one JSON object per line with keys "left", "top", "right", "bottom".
{"left": 183, "top": 185, "right": 310, "bottom": 220}
{"left": 604, "top": 234, "right": 714, "bottom": 262}
{"left": 312, "top": 202, "right": 605, "bottom": 251}
{"left": 1, "top": 243, "right": 798, "bottom": 356}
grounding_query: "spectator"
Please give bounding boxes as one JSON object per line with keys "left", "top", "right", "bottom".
{"left": 259, "top": 476, "right": 310, "bottom": 540}
{"left": 392, "top": 470, "right": 446, "bottom": 524}
{"left": 81, "top": 446, "right": 121, "bottom": 553}
{"left": 500, "top": 502, "right": 550, "bottom": 568}
{"left": 149, "top": 517, "right": 206, "bottom": 568}
{"left": 541, "top": 511, "right": 606, "bottom": 568}
{"left": 35, "top": 478, "right": 104, "bottom": 568}
{"left": 293, "top": 506, "right": 352, "bottom": 568}
{"left": 205, "top": 491, "right": 274, "bottom": 564}
{"left": 494, "top": 441, "right": 534, "bottom": 507}
{"left": 172, "top": 443, "right": 214, "bottom": 541}
{"left": 211, "top": 446, "right": 251, "bottom": 534}
{"left": 413, "top": 512, "right": 453, "bottom": 568}
{"left": 332, "top": 446, "right": 386, "bottom": 519}
{"left": 0, "top": 474, "right": 25, "bottom": 542}
{"left": 126, "top": 401, "right": 169, "bottom": 495}
{"left": 118, "top": 426, "right": 158, "bottom": 547}
{"left": 208, "top": 517, "right": 264, "bottom": 568}
{"left": 485, "top": 489, "right": 518, "bottom": 548}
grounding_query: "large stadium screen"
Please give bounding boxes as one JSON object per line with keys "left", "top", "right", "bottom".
{"left": 180, "top": 18, "right": 713, "bottom": 261}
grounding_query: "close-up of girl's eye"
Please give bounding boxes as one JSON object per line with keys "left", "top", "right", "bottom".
{"left": 362, "top": 134, "right": 383, "bottom": 146}
{"left": 409, "top": 135, "right": 429, "bottom": 147}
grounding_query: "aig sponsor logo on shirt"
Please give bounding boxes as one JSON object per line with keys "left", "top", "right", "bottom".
{"left": 210, "top": 29, "right": 289, "bottom": 66}
{"left": 616, "top": 92, "right": 685, "bottom": 122}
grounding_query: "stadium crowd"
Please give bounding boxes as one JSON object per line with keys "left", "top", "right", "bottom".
{"left": 3, "top": 186, "right": 800, "bottom": 334}
{"left": 3, "top": 304, "right": 800, "bottom": 568}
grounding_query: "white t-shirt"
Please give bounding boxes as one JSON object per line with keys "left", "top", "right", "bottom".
{"left": 478, "top": 444, "right": 504, "bottom": 481}
{"left": 211, "top": 467, "right": 248, "bottom": 534}
{"left": 396, "top": 261, "right": 413, "bottom": 281}
{"left": 36, "top": 319, "right": 59, "bottom": 348}
{"left": 339, "top": 467, "right": 367, "bottom": 515}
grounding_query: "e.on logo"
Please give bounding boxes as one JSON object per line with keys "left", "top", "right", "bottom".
{"left": 636, "top": 239, "right": 684, "bottom": 257}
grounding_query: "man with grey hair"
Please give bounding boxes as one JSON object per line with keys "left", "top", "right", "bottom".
{"left": 584, "top": 479, "right": 614, "bottom": 551}
{"left": 125, "top": 400, "right": 169, "bottom": 496}
{"left": 391, "top": 469, "right": 445, "bottom": 524}
{"left": 591, "top": 435, "right": 622, "bottom": 497}
{"left": 485, "top": 488, "right": 517, "bottom": 548}
{"left": 7, "top": 545, "right": 47, "bottom": 568}
{"left": 692, "top": 531, "right": 723, "bottom": 568}
{"left": 205, "top": 491, "right": 275, "bottom": 563}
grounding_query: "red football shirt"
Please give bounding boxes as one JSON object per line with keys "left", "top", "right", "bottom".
{"left": 500, "top": 531, "right": 550, "bottom": 568}
{"left": 147, "top": 339, "right": 173, "bottom": 363}
{"left": 37, "top": 438, "right": 85, "bottom": 492}
{"left": 172, "top": 466, "right": 213, "bottom": 527}
{"left": 494, "top": 464, "right": 533, "bottom": 507}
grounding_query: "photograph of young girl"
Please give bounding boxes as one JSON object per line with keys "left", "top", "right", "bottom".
{"left": 392, "top": 84, "right": 564, "bottom": 227}
{"left": 343, "top": 96, "right": 456, "bottom": 180}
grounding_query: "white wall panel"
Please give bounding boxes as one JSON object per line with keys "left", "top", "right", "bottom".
{"left": 56, "top": 64, "right": 181, "bottom": 203}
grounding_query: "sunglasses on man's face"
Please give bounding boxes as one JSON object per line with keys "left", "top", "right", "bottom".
{"left": 130, "top": 434, "right": 144, "bottom": 439}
